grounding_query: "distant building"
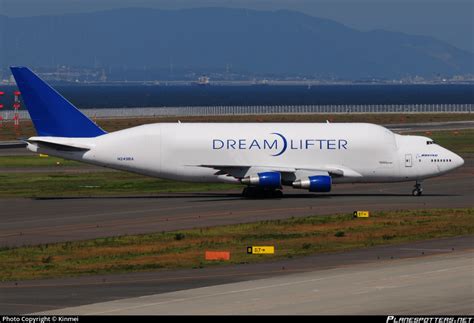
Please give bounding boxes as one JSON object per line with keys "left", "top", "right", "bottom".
{"left": 195, "top": 76, "right": 210, "bottom": 86}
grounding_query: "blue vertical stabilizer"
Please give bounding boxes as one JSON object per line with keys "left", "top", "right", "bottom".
{"left": 10, "top": 66, "right": 106, "bottom": 137}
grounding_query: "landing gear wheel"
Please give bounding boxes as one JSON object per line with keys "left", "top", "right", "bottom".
{"left": 241, "top": 187, "right": 283, "bottom": 199}
{"left": 412, "top": 181, "right": 423, "bottom": 196}
{"left": 242, "top": 186, "right": 259, "bottom": 199}
{"left": 273, "top": 190, "right": 283, "bottom": 198}
{"left": 242, "top": 187, "right": 260, "bottom": 198}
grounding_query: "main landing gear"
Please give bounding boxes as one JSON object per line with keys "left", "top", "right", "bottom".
{"left": 242, "top": 187, "right": 283, "bottom": 199}
{"left": 412, "top": 181, "right": 423, "bottom": 196}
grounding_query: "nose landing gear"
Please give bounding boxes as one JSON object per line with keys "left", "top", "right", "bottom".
{"left": 412, "top": 181, "right": 423, "bottom": 196}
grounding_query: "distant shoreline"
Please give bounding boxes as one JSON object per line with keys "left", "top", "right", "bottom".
{"left": 2, "top": 80, "right": 474, "bottom": 87}
{"left": 0, "top": 84, "right": 472, "bottom": 109}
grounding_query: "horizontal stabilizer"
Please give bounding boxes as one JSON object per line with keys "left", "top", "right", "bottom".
{"left": 25, "top": 138, "right": 91, "bottom": 152}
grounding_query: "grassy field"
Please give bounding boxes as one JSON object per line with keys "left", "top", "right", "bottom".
{"left": 1, "top": 113, "right": 472, "bottom": 141}
{"left": 0, "top": 208, "right": 472, "bottom": 281}
{"left": 0, "top": 155, "right": 83, "bottom": 167}
{"left": 410, "top": 129, "right": 474, "bottom": 155}
{"left": 0, "top": 172, "right": 238, "bottom": 198}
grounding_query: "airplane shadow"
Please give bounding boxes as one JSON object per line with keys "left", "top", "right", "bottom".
{"left": 196, "top": 193, "right": 460, "bottom": 202}
{"left": 34, "top": 192, "right": 460, "bottom": 201}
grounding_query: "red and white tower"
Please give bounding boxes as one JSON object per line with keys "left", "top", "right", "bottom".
{"left": 0, "top": 91, "right": 4, "bottom": 128}
{"left": 0, "top": 91, "right": 4, "bottom": 109}
{"left": 13, "top": 91, "right": 21, "bottom": 128}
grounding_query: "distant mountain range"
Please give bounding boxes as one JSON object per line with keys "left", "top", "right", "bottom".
{"left": 1, "top": 7, "right": 473, "bottom": 79}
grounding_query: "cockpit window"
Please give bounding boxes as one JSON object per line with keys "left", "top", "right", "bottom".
{"left": 426, "top": 140, "right": 435, "bottom": 145}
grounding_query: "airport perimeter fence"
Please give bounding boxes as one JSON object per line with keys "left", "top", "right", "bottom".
{"left": 1, "top": 103, "right": 472, "bottom": 120}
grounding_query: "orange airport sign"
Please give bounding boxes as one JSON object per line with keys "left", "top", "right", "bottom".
{"left": 205, "top": 251, "right": 231, "bottom": 261}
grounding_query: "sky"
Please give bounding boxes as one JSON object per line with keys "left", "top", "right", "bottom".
{"left": 1, "top": 0, "right": 473, "bottom": 53}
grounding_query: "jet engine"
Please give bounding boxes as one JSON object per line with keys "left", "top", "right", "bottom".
{"left": 241, "top": 172, "right": 281, "bottom": 188}
{"left": 292, "top": 175, "right": 331, "bottom": 192}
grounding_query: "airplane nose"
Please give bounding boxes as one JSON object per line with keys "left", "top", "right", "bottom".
{"left": 453, "top": 153, "right": 464, "bottom": 169}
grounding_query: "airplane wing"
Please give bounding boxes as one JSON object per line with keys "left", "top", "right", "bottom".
{"left": 199, "top": 164, "right": 294, "bottom": 177}
{"left": 198, "top": 164, "right": 360, "bottom": 179}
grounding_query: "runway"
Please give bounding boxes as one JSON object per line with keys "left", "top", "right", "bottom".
{"left": 1, "top": 160, "right": 472, "bottom": 247}
{"left": 44, "top": 250, "right": 472, "bottom": 315}
{"left": 1, "top": 235, "right": 472, "bottom": 314}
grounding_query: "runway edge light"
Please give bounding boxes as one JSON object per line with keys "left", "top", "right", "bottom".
{"left": 353, "top": 211, "right": 370, "bottom": 218}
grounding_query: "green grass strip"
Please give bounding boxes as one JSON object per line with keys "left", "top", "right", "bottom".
{"left": 1, "top": 208, "right": 472, "bottom": 281}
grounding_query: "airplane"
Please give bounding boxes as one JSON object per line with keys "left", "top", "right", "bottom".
{"left": 10, "top": 66, "right": 464, "bottom": 198}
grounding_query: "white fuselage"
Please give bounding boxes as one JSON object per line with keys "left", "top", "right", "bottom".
{"left": 27, "top": 123, "right": 464, "bottom": 188}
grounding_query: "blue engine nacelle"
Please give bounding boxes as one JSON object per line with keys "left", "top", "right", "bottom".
{"left": 241, "top": 172, "right": 281, "bottom": 188}
{"left": 292, "top": 175, "right": 331, "bottom": 192}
